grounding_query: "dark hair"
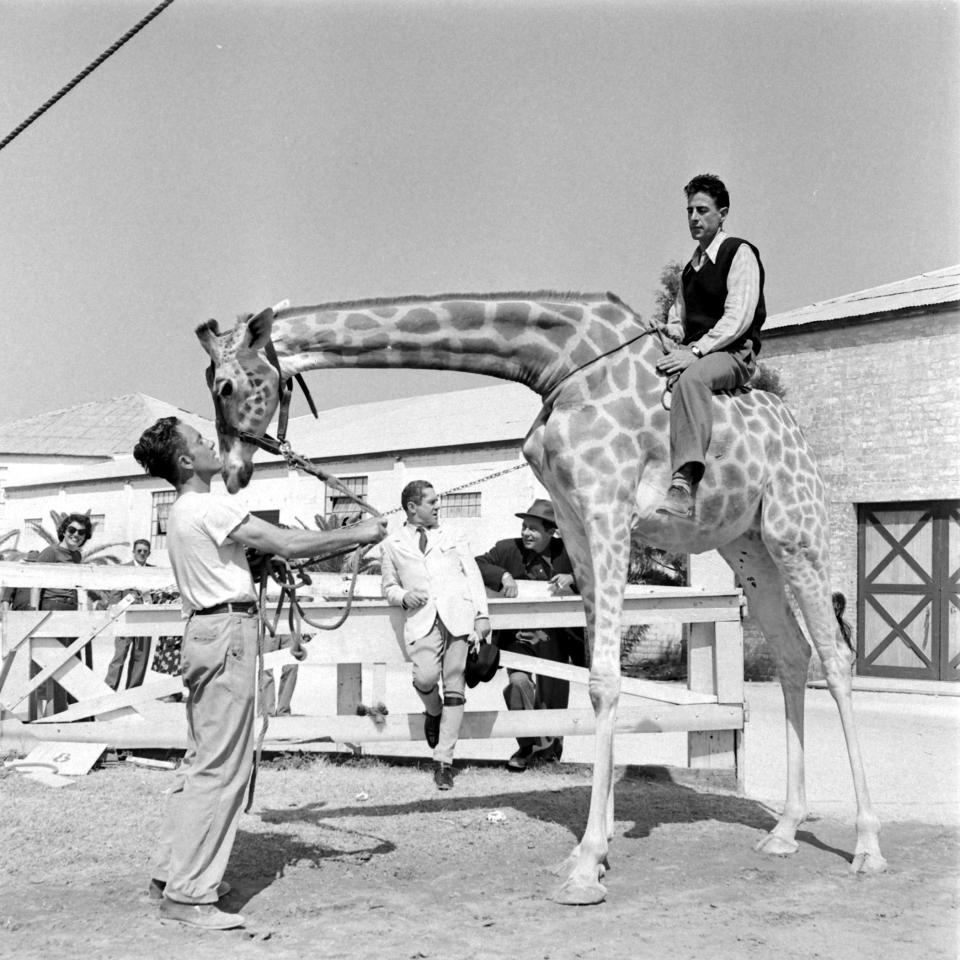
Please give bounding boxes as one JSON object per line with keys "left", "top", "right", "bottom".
{"left": 57, "top": 513, "right": 92, "bottom": 544}
{"left": 133, "top": 539, "right": 151, "bottom": 551}
{"left": 684, "top": 173, "right": 729, "bottom": 211}
{"left": 134, "top": 417, "right": 188, "bottom": 486}
{"left": 400, "top": 479, "right": 434, "bottom": 513}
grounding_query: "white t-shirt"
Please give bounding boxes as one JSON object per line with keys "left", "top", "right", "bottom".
{"left": 166, "top": 491, "right": 257, "bottom": 617}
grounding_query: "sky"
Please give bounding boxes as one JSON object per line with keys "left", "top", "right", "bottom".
{"left": 0, "top": 0, "right": 957, "bottom": 427}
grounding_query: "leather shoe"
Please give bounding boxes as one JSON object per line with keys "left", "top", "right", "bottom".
{"left": 530, "top": 739, "right": 563, "bottom": 764}
{"left": 158, "top": 897, "right": 244, "bottom": 929}
{"left": 506, "top": 745, "right": 534, "bottom": 772}
{"left": 149, "top": 878, "right": 231, "bottom": 901}
{"left": 423, "top": 710, "right": 441, "bottom": 749}
{"left": 433, "top": 761, "right": 454, "bottom": 791}
{"left": 656, "top": 485, "right": 694, "bottom": 519}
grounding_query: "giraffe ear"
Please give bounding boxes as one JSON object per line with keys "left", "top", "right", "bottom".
{"left": 195, "top": 319, "right": 222, "bottom": 362}
{"left": 243, "top": 308, "right": 275, "bottom": 352}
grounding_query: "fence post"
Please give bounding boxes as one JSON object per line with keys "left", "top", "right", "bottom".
{"left": 337, "top": 663, "right": 363, "bottom": 756}
{"left": 687, "top": 617, "right": 742, "bottom": 786}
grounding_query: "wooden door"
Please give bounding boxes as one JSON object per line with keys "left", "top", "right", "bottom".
{"left": 858, "top": 501, "right": 959, "bottom": 681}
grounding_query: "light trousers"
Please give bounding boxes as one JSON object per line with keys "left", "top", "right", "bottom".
{"left": 410, "top": 617, "right": 468, "bottom": 764}
{"left": 670, "top": 344, "right": 755, "bottom": 481}
{"left": 152, "top": 610, "right": 257, "bottom": 904}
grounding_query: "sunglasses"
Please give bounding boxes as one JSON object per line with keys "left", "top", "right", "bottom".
{"left": 66, "top": 526, "right": 87, "bottom": 537}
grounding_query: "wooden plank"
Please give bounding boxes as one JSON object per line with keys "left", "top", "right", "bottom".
{"left": 497, "top": 650, "right": 716, "bottom": 704}
{"left": 687, "top": 620, "right": 718, "bottom": 696}
{"left": 27, "top": 639, "right": 133, "bottom": 722}
{"left": 370, "top": 662, "right": 387, "bottom": 709}
{"left": 2, "top": 597, "right": 136, "bottom": 710}
{"left": 714, "top": 620, "right": 744, "bottom": 703}
{"left": 337, "top": 663, "right": 363, "bottom": 715}
{"left": 0, "top": 561, "right": 178, "bottom": 592}
{"left": 31, "top": 676, "right": 184, "bottom": 723}
{"left": 4, "top": 703, "right": 744, "bottom": 749}
{"left": 1, "top": 611, "right": 53, "bottom": 656}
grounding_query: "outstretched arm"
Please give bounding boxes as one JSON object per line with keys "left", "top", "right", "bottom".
{"left": 229, "top": 515, "right": 387, "bottom": 559}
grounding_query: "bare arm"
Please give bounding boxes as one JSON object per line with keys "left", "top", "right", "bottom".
{"left": 229, "top": 514, "right": 387, "bottom": 559}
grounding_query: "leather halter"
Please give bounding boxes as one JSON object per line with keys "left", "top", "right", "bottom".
{"left": 206, "top": 338, "right": 319, "bottom": 455}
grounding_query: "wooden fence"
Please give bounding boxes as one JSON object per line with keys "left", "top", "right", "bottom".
{"left": 0, "top": 561, "right": 746, "bottom": 785}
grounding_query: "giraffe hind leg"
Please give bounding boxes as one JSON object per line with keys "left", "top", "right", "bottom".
{"left": 720, "top": 535, "right": 811, "bottom": 857}
{"left": 758, "top": 522, "right": 887, "bottom": 874}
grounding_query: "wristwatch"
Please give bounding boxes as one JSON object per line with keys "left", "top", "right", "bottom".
{"left": 690, "top": 345, "right": 702, "bottom": 358}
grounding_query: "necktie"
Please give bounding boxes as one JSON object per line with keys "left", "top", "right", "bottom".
{"left": 416, "top": 526, "right": 428, "bottom": 554}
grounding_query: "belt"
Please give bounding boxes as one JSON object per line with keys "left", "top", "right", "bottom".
{"left": 193, "top": 601, "right": 258, "bottom": 617}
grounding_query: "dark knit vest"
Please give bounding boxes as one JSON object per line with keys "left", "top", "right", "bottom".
{"left": 681, "top": 237, "right": 766, "bottom": 353}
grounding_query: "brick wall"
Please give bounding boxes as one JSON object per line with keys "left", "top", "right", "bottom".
{"left": 758, "top": 304, "right": 960, "bottom": 656}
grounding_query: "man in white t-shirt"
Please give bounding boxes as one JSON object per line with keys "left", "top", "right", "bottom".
{"left": 133, "top": 417, "right": 386, "bottom": 930}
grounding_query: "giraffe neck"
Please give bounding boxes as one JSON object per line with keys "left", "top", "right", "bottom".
{"left": 267, "top": 292, "right": 647, "bottom": 398}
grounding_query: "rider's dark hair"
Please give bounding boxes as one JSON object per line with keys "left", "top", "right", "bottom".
{"left": 134, "top": 417, "right": 189, "bottom": 487}
{"left": 684, "top": 173, "right": 729, "bottom": 210}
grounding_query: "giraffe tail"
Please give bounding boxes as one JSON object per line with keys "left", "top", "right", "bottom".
{"left": 832, "top": 590, "right": 855, "bottom": 653}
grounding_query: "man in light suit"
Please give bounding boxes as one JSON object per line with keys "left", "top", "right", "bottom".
{"left": 380, "top": 479, "right": 491, "bottom": 790}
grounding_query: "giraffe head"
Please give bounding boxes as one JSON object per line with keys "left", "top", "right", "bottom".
{"left": 196, "top": 308, "right": 281, "bottom": 493}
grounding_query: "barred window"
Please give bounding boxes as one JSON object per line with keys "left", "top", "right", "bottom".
{"left": 440, "top": 492, "right": 481, "bottom": 518}
{"left": 327, "top": 476, "right": 368, "bottom": 523}
{"left": 88, "top": 513, "right": 106, "bottom": 538}
{"left": 23, "top": 518, "right": 44, "bottom": 550}
{"left": 150, "top": 490, "right": 176, "bottom": 549}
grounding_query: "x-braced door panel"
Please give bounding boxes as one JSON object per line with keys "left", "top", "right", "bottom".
{"left": 858, "top": 501, "right": 958, "bottom": 682}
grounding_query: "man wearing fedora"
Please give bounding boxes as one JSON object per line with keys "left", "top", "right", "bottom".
{"left": 475, "top": 499, "right": 586, "bottom": 772}
{"left": 381, "top": 479, "right": 491, "bottom": 791}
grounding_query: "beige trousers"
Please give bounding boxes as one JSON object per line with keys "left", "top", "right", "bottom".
{"left": 152, "top": 610, "right": 258, "bottom": 904}
{"left": 410, "top": 617, "right": 468, "bottom": 765}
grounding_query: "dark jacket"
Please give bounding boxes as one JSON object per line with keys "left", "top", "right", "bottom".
{"left": 475, "top": 537, "right": 585, "bottom": 663}
{"left": 475, "top": 537, "right": 577, "bottom": 593}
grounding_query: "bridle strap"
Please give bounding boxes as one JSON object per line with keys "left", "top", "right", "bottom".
{"left": 206, "top": 339, "right": 319, "bottom": 456}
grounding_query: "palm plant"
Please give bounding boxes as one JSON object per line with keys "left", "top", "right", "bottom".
{"left": 27, "top": 509, "right": 128, "bottom": 565}
{"left": 303, "top": 513, "right": 381, "bottom": 576}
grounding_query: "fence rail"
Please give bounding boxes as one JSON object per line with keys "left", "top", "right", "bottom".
{"left": 0, "top": 562, "right": 746, "bottom": 785}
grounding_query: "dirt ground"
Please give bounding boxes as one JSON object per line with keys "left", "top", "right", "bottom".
{"left": 0, "top": 754, "right": 956, "bottom": 960}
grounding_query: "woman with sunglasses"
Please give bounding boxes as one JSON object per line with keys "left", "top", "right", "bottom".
{"left": 29, "top": 513, "right": 93, "bottom": 716}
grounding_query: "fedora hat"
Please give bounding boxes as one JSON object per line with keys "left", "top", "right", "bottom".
{"left": 515, "top": 498, "right": 556, "bottom": 527}
{"left": 465, "top": 642, "right": 501, "bottom": 689}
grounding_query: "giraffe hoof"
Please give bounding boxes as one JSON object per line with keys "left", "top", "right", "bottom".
{"left": 850, "top": 852, "right": 888, "bottom": 875}
{"left": 552, "top": 876, "right": 607, "bottom": 906}
{"left": 755, "top": 832, "right": 799, "bottom": 857}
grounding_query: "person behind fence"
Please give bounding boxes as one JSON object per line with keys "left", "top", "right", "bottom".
{"left": 655, "top": 173, "right": 765, "bottom": 520}
{"left": 29, "top": 513, "right": 93, "bottom": 717}
{"left": 133, "top": 416, "right": 387, "bottom": 931}
{"left": 475, "top": 498, "right": 586, "bottom": 772}
{"left": 104, "top": 538, "right": 156, "bottom": 691}
{"left": 0, "top": 549, "right": 39, "bottom": 612}
{"left": 380, "top": 479, "right": 491, "bottom": 792}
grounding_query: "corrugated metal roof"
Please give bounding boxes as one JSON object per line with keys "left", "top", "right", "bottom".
{"left": 765, "top": 264, "right": 960, "bottom": 331}
{"left": 0, "top": 394, "right": 214, "bottom": 457}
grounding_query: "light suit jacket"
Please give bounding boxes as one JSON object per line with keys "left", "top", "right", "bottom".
{"left": 380, "top": 524, "right": 489, "bottom": 643}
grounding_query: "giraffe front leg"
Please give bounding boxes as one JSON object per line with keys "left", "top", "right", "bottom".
{"left": 552, "top": 671, "right": 619, "bottom": 905}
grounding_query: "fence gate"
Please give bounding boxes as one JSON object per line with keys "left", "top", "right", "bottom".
{"left": 858, "top": 500, "right": 960, "bottom": 681}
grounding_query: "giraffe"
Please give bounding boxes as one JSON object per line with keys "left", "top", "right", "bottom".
{"left": 196, "top": 291, "right": 887, "bottom": 904}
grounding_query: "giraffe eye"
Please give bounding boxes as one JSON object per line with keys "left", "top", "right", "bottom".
{"left": 215, "top": 380, "right": 234, "bottom": 399}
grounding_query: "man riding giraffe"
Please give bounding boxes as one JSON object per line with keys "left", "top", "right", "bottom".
{"left": 656, "top": 173, "right": 765, "bottom": 519}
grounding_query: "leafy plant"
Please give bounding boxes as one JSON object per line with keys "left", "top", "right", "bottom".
{"left": 296, "top": 513, "right": 382, "bottom": 576}
{"left": 26, "top": 509, "right": 127, "bottom": 565}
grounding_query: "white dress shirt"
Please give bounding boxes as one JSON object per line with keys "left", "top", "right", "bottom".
{"left": 664, "top": 230, "right": 761, "bottom": 354}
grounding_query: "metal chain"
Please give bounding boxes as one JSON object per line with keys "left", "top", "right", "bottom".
{"left": 0, "top": 0, "right": 177, "bottom": 155}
